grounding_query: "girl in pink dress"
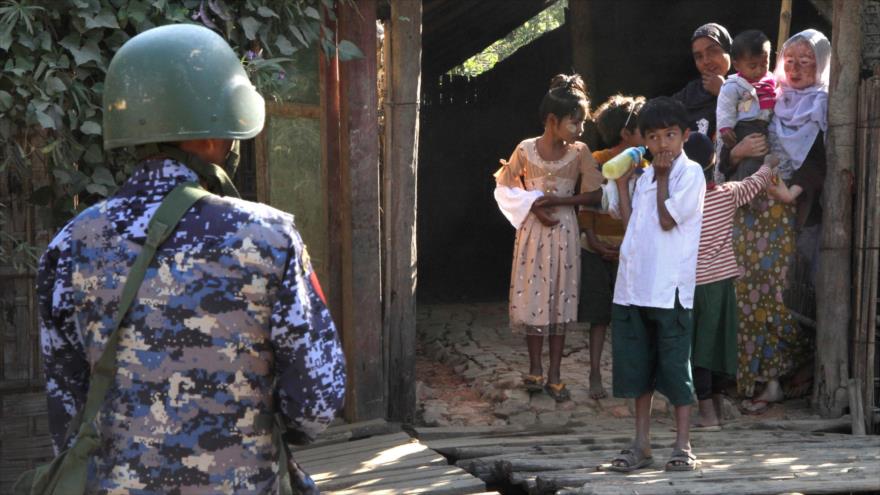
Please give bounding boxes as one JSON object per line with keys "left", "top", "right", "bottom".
{"left": 494, "top": 74, "right": 604, "bottom": 401}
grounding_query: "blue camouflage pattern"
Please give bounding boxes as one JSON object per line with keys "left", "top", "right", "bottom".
{"left": 37, "top": 158, "right": 346, "bottom": 494}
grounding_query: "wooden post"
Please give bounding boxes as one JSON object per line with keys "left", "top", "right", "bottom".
{"left": 777, "top": 0, "right": 793, "bottom": 54}
{"left": 321, "top": 25, "right": 344, "bottom": 327}
{"left": 814, "top": 0, "right": 862, "bottom": 418}
{"left": 384, "top": 0, "right": 421, "bottom": 423}
{"left": 338, "top": 0, "right": 386, "bottom": 421}
{"left": 569, "top": 1, "right": 596, "bottom": 105}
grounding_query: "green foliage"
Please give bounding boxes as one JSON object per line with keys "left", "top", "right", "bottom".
{"left": 448, "top": 0, "right": 567, "bottom": 78}
{"left": 0, "top": 0, "right": 360, "bottom": 271}
{"left": 0, "top": 201, "right": 39, "bottom": 271}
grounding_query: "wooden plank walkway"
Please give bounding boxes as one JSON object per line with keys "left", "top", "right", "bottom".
{"left": 293, "top": 423, "right": 495, "bottom": 494}
{"left": 415, "top": 423, "right": 880, "bottom": 495}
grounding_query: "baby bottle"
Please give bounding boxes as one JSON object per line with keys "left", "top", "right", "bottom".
{"left": 602, "top": 146, "right": 646, "bottom": 180}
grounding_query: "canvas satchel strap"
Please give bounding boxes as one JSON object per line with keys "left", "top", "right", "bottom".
{"left": 56, "top": 181, "right": 210, "bottom": 492}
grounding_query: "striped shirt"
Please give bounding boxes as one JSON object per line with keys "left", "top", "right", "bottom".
{"left": 696, "top": 165, "right": 773, "bottom": 285}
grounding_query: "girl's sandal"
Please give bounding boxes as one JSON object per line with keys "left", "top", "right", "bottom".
{"left": 545, "top": 382, "right": 571, "bottom": 402}
{"left": 523, "top": 374, "right": 544, "bottom": 392}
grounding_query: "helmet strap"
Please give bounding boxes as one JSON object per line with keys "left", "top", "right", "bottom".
{"left": 137, "top": 144, "right": 241, "bottom": 198}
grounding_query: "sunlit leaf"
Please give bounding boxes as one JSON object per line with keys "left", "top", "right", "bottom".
{"left": 275, "top": 34, "right": 294, "bottom": 55}
{"left": 80, "top": 120, "right": 102, "bottom": 135}
{"left": 35, "top": 109, "right": 55, "bottom": 129}
{"left": 304, "top": 6, "right": 320, "bottom": 19}
{"left": 240, "top": 16, "right": 259, "bottom": 40}
{"left": 336, "top": 40, "right": 362, "bottom": 61}
{"left": 0, "top": 90, "right": 11, "bottom": 111}
{"left": 82, "top": 10, "right": 120, "bottom": 29}
{"left": 91, "top": 165, "right": 115, "bottom": 185}
{"left": 257, "top": 6, "right": 278, "bottom": 18}
{"left": 86, "top": 182, "right": 110, "bottom": 197}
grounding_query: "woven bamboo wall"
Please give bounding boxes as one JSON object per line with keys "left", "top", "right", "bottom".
{"left": 0, "top": 134, "right": 55, "bottom": 492}
{"left": 853, "top": 74, "right": 880, "bottom": 433}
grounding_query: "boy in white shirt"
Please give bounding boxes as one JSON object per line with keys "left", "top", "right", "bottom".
{"left": 606, "top": 96, "right": 706, "bottom": 473}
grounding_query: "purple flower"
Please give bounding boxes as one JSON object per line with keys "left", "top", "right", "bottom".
{"left": 246, "top": 50, "right": 259, "bottom": 61}
{"left": 275, "top": 70, "right": 287, "bottom": 80}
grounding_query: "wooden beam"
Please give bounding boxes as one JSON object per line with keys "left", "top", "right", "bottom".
{"left": 254, "top": 116, "right": 269, "bottom": 204}
{"left": 321, "top": 21, "right": 345, "bottom": 333}
{"left": 814, "top": 0, "right": 862, "bottom": 417}
{"left": 384, "top": 0, "right": 421, "bottom": 423}
{"left": 568, "top": 1, "right": 597, "bottom": 104}
{"left": 338, "top": 0, "right": 386, "bottom": 421}
{"left": 776, "top": 0, "right": 793, "bottom": 55}
{"left": 266, "top": 103, "right": 321, "bottom": 119}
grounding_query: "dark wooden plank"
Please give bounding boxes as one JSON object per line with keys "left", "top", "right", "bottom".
{"left": 253, "top": 114, "right": 269, "bottom": 204}
{"left": 384, "top": 0, "right": 421, "bottom": 424}
{"left": 298, "top": 418, "right": 398, "bottom": 448}
{"left": 555, "top": 477, "right": 880, "bottom": 495}
{"left": 316, "top": 464, "right": 466, "bottom": 491}
{"left": 305, "top": 450, "right": 447, "bottom": 481}
{"left": 294, "top": 431, "right": 413, "bottom": 459}
{"left": 321, "top": 26, "right": 344, "bottom": 337}
{"left": 329, "top": 473, "right": 486, "bottom": 495}
{"left": 337, "top": 0, "right": 386, "bottom": 423}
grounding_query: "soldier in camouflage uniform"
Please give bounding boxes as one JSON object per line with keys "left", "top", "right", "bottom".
{"left": 36, "top": 24, "right": 345, "bottom": 493}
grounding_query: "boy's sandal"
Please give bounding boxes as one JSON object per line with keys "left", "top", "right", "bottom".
{"left": 544, "top": 382, "right": 571, "bottom": 402}
{"left": 522, "top": 374, "right": 544, "bottom": 392}
{"left": 665, "top": 448, "right": 698, "bottom": 472}
{"left": 607, "top": 449, "right": 654, "bottom": 473}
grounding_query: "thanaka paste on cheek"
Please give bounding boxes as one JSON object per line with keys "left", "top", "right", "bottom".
{"left": 565, "top": 123, "right": 578, "bottom": 134}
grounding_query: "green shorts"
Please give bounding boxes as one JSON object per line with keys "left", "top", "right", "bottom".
{"left": 611, "top": 295, "right": 695, "bottom": 406}
{"left": 578, "top": 248, "right": 617, "bottom": 325}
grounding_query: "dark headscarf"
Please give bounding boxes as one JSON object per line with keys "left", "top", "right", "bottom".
{"left": 672, "top": 23, "right": 732, "bottom": 138}
{"left": 691, "top": 23, "right": 732, "bottom": 53}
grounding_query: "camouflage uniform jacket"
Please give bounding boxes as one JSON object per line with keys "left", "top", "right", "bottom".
{"left": 37, "top": 158, "right": 346, "bottom": 494}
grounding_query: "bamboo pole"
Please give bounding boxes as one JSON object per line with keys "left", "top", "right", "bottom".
{"left": 777, "top": 0, "right": 793, "bottom": 54}
{"left": 815, "top": 0, "right": 862, "bottom": 418}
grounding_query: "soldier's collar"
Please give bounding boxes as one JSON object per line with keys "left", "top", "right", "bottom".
{"left": 136, "top": 144, "right": 240, "bottom": 198}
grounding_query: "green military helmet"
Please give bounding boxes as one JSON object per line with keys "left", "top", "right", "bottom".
{"left": 103, "top": 23, "right": 265, "bottom": 150}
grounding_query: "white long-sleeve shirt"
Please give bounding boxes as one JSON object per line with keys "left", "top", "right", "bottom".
{"left": 612, "top": 151, "right": 706, "bottom": 309}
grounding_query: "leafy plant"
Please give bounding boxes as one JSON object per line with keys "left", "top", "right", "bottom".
{"left": 0, "top": 0, "right": 360, "bottom": 271}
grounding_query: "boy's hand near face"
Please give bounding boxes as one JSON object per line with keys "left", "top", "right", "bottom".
{"left": 653, "top": 151, "right": 675, "bottom": 180}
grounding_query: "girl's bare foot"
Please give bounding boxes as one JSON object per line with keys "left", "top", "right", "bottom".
{"left": 589, "top": 371, "right": 607, "bottom": 399}
{"left": 695, "top": 398, "right": 721, "bottom": 428}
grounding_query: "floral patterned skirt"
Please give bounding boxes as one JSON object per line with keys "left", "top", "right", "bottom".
{"left": 732, "top": 195, "right": 811, "bottom": 397}
{"left": 508, "top": 210, "right": 580, "bottom": 336}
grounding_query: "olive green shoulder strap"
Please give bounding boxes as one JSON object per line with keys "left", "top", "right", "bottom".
{"left": 52, "top": 182, "right": 210, "bottom": 493}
